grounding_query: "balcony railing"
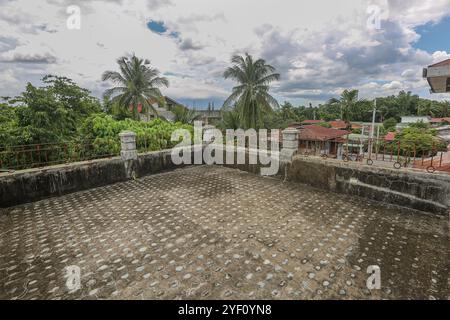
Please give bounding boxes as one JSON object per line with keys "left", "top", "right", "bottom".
{"left": 297, "top": 136, "right": 449, "bottom": 173}
{"left": 0, "top": 140, "right": 119, "bottom": 172}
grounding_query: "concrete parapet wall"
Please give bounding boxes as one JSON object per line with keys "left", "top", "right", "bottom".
{"left": 0, "top": 148, "right": 191, "bottom": 208}
{"left": 284, "top": 156, "right": 450, "bottom": 215}
{"left": 1, "top": 146, "right": 449, "bottom": 215}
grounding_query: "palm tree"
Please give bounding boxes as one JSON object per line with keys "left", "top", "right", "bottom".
{"left": 329, "top": 89, "right": 359, "bottom": 122}
{"left": 441, "top": 101, "right": 450, "bottom": 117}
{"left": 172, "top": 105, "right": 201, "bottom": 124}
{"left": 217, "top": 108, "right": 241, "bottom": 131}
{"left": 397, "top": 90, "right": 418, "bottom": 115}
{"left": 223, "top": 53, "right": 280, "bottom": 129}
{"left": 341, "top": 89, "right": 360, "bottom": 122}
{"left": 102, "top": 55, "right": 169, "bottom": 120}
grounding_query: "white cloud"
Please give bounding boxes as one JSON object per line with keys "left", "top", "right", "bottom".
{"left": 431, "top": 51, "right": 450, "bottom": 63}
{"left": 0, "top": 0, "right": 449, "bottom": 105}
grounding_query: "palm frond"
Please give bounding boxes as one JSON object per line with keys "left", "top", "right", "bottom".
{"left": 102, "top": 54, "right": 169, "bottom": 120}
{"left": 222, "top": 53, "right": 279, "bottom": 129}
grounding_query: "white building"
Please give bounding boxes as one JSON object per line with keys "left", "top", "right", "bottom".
{"left": 435, "top": 125, "right": 450, "bottom": 143}
{"left": 396, "top": 116, "right": 431, "bottom": 129}
{"left": 423, "top": 59, "right": 450, "bottom": 93}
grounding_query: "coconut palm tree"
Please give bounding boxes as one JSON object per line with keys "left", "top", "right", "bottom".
{"left": 217, "top": 108, "right": 241, "bottom": 131}
{"left": 329, "top": 89, "right": 360, "bottom": 122}
{"left": 223, "top": 53, "right": 280, "bottom": 129}
{"left": 172, "top": 105, "right": 201, "bottom": 124}
{"left": 102, "top": 55, "right": 169, "bottom": 120}
{"left": 397, "top": 90, "right": 419, "bottom": 115}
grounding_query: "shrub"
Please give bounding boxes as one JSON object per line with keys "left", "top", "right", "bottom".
{"left": 395, "top": 127, "right": 446, "bottom": 157}
{"left": 80, "top": 114, "right": 194, "bottom": 154}
{"left": 317, "top": 122, "right": 331, "bottom": 128}
{"left": 383, "top": 117, "right": 397, "bottom": 132}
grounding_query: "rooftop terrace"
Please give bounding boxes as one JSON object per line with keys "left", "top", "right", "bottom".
{"left": 0, "top": 166, "right": 448, "bottom": 300}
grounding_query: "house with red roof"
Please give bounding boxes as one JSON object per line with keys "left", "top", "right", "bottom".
{"left": 301, "top": 120, "right": 323, "bottom": 125}
{"left": 328, "top": 120, "right": 348, "bottom": 130}
{"left": 430, "top": 117, "right": 450, "bottom": 125}
{"left": 350, "top": 123, "right": 363, "bottom": 130}
{"left": 384, "top": 132, "right": 396, "bottom": 142}
{"left": 291, "top": 125, "right": 350, "bottom": 158}
{"left": 128, "top": 96, "right": 179, "bottom": 122}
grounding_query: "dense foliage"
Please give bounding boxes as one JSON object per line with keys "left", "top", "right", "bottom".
{"left": 0, "top": 75, "right": 192, "bottom": 170}
{"left": 171, "top": 105, "right": 201, "bottom": 124}
{"left": 252, "top": 91, "right": 450, "bottom": 128}
{"left": 217, "top": 109, "right": 241, "bottom": 131}
{"left": 394, "top": 127, "right": 447, "bottom": 156}
{"left": 2, "top": 67, "right": 449, "bottom": 170}
{"left": 0, "top": 76, "right": 101, "bottom": 146}
{"left": 315, "top": 91, "right": 450, "bottom": 123}
{"left": 80, "top": 114, "right": 193, "bottom": 154}
{"left": 383, "top": 117, "right": 398, "bottom": 132}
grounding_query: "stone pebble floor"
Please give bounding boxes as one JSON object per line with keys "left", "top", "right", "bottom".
{"left": 0, "top": 166, "right": 448, "bottom": 300}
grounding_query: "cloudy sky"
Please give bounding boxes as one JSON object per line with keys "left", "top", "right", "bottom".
{"left": 0, "top": 0, "right": 450, "bottom": 108}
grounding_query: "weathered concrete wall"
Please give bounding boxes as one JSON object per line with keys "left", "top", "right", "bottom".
{"left": 285, "top": 156, "right": 450, "bottom": 215}
{"left": 221, "top": 148, "right": 270, "bottom": 176}
{"left": 217, "top": 146, "right": 450, "bottom": 215}
{"left": 0, "top": 148, "right": 191, "bottom": 208}
{"left": 2, "top": 145, "right": 450, "bottom": 215}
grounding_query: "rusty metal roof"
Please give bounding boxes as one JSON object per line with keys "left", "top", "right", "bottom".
{"left": 329, "top": 120, "right": 348, "bottom": 129}
{"left": 301, "top": 120, "right": 323, "bottom": 124}
{"left": 296, "top": 125, "right": 349, "bottom": 141}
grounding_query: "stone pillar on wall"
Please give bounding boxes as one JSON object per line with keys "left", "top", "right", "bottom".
{"left": 119, "top": 131, "right": 138, "bottom": 161}
{"left": 280, "top": 128, "right": 299, "bottom": 162}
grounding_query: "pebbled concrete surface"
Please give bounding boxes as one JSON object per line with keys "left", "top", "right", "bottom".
{"left": 0, "top": 166, "right": 448, "bottom": 300}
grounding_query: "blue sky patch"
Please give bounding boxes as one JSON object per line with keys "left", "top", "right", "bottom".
{"left": 147, "top": 20, "right": 179, "bottom": 39}
{"left": 414, "top": 16, "right": 450, "bottom": 53}
{"left": 147, "top": 20, "right": 167, "bottom": 34}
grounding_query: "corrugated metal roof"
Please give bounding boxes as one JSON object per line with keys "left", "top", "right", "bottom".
{"left": 431, "top": 117, "right": 450, "bottom": 123}
{"left": 297, "top": 125, "right": 349, "bottom": 141}
{"left": 302, "top": 120, "right": 322, "bottom": 124}
{"left": 329, "top": 120, "right": 348, "bottom": 129}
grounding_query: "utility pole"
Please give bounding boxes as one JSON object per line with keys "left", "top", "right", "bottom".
{"left": 360, "top": 126, "right": 365, "bottom": 157}
{"left": 369, "top": 98, "right": 377, "bottom": 158}
{"left": 310, "top": 103, "right": 316, "bottom": 120}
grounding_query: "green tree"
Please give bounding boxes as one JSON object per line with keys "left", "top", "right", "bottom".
{"left": 397, "top": 90, "right": 419, "bottom": 115}
{"left": 217, "top": 108, "right": 241, "bottom": 131}
{"left": 329, "top": 89, "right": 360, "bottom": 122}
{"left": 0, "top": 102, "right": 16, "bottom": 124}
{"left": 317, "top": 122, "right": 332, "bottom": 128}
{"left": 0, "top": 102, "right": 19, "bottom": 145}
{"left": 79, "top": 114, "right": 194, "bottom": 154}
{"left": 440, "top": 101, "right": 450, "bottom": 117}
{"left": 172, "top": 105, "right": 201, "bottom": 124}
{"left": 102, "top": 55, "right": 169, "bottom": 120}
{"left": 223, "top": 53, "right": 280, "bottom": 129}
{"left": 2, "top": 75, "right": 100, "bottom": 145}
{"left": 383, "top": 117, "right": 397, "bottom": 132}
{"left": 417, "top": 99, "right": 441, "bottom": 117}
{"left": 102, "top": 93, "right": 133, "bottom": 120}
{"left": 279, "top": 101, "right": 299, "bottom": 121}
{"left": 396, "top": 127, "right": 445, "bottom": 156}
{"left": 409, "top": 120, "right": 430, "bottom": 130}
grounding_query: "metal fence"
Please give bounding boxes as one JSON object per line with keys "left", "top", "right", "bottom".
{"left": 0, "top": 140, "right": 119, "bottom": 172}
{"left": 298, "top": 136, "right": 449, "bottom": 173}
